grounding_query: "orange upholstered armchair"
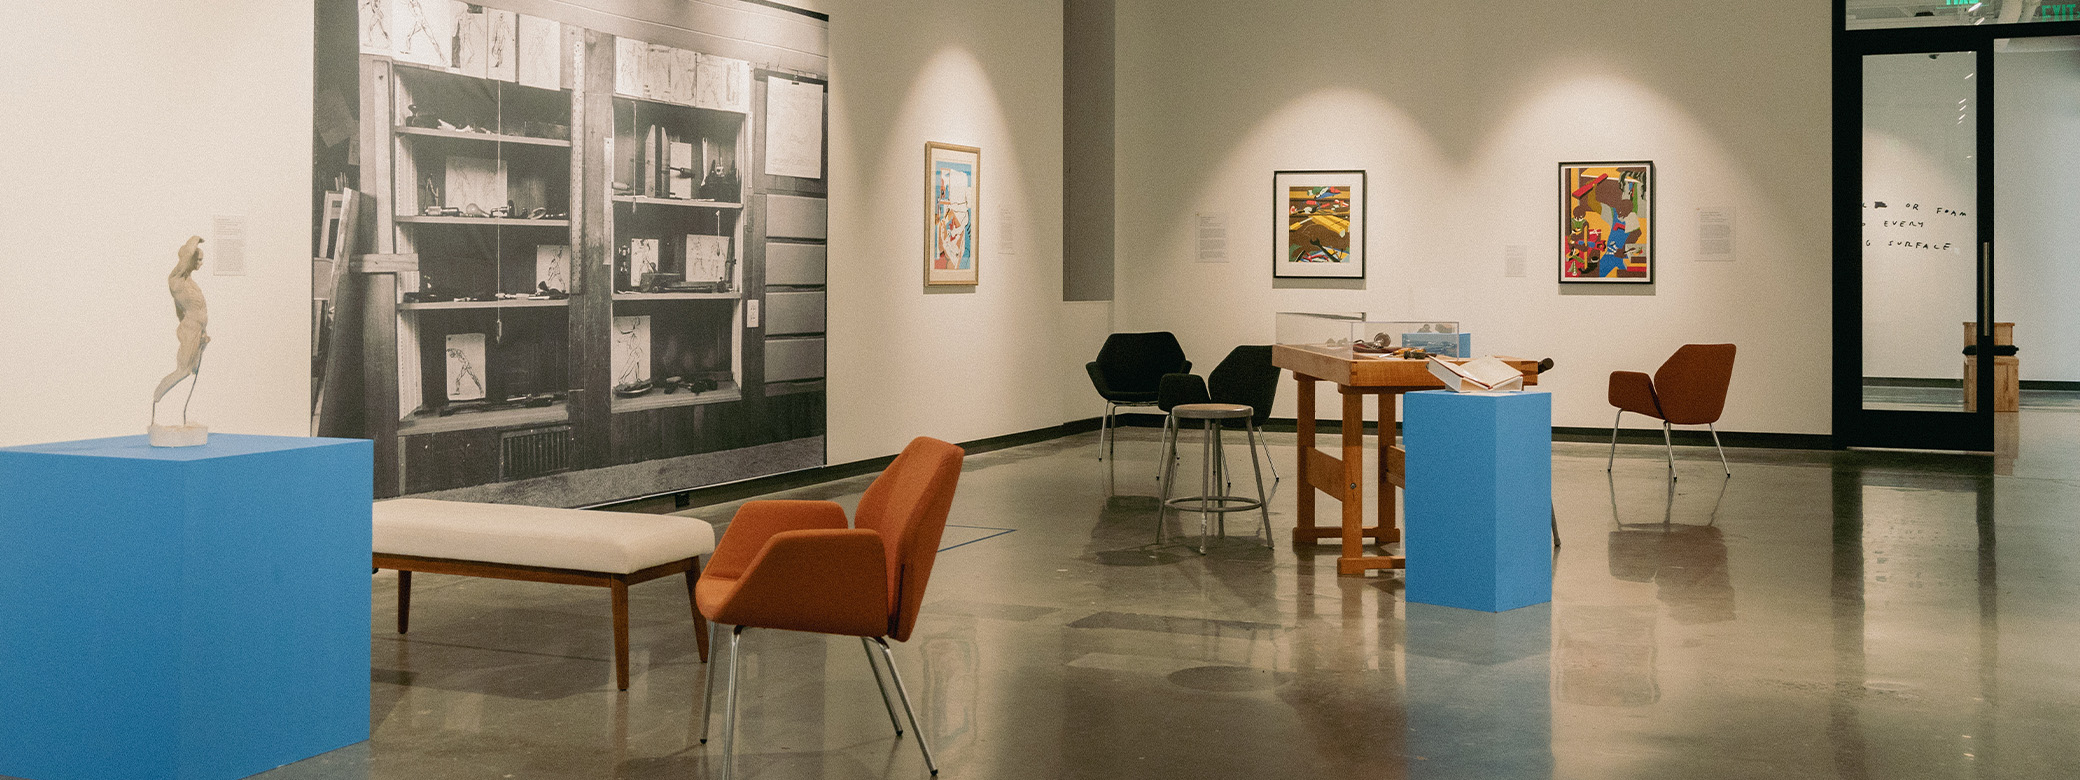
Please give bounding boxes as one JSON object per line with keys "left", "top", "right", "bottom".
{"left": 1608, "top": 344, "right": 1737, "bottom": 478}
{"left": 697, "top": 436, "right": 964, "bottom": 780}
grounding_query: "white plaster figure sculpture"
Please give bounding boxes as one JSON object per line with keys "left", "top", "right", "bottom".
{"left": 149, "top": 236, "right": 210, "bottom": 447}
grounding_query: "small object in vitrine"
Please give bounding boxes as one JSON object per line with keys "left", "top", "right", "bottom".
{"left": 400, "top": 291, "right": 455, "bottom": 303}
{"left": 1352, "top": 334, "right": 1393, "bottom": 354}
{"left": 525, "top": 208, "right": 565, "bottom": 220}
{"left": 404, "top": 104, "right": 441, "bottom": 129}
{"left": 689, "top": 376, "right": 718, "bottom": 394}
{"left": 520, "top": 393, "right": 555, "bottom": 408}
{"left": 488, "top": 204, "right": 512, "bottom": 218}
{"left": 698, "top": 161, "right": 739, "bottom": 201}
{"left": 532, "top": 282, "right": 567, "bottom": 299}
{"left": 660, "top": 375, "right": 684, "bottom": 394}
{"left": 613, "top": 379, "right": 654, "bottom": 398}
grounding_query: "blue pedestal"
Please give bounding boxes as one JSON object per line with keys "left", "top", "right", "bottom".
{"left": 1404, "top": 390, "right": 1552, "bottom": 612}
{"left": 0, "top": 434, "right": 372, "bottom": 780}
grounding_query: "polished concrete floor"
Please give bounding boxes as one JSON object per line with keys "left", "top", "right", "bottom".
{"left": 237, "top": 412, "right": 2080, "bottom": 780}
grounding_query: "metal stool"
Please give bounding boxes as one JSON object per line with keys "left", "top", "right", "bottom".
{"left": 1157, "top": 402, "right": 1273, "bottom": 554}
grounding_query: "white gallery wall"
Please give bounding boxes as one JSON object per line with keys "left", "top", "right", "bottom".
{"left": 0, "top": 1, "right": 317, "bottom": 447}
{"left": 822, "top": 0, "right": 1110, "bottom": 464}
{"left": 1113, "top": 0, "right": 1835, "bottom": 435}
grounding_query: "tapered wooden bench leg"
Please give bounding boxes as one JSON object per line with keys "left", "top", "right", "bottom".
{"left": 611, "top": 579, "right": 632, "bottom": 690}
{"left": 686, "top": 563, "right": 710, "bottom": 663}
{"left": 397, "top": 570, "right": 411, "bottom": 634}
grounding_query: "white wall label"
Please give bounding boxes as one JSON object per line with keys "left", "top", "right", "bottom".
{"left": 210, "top": 215, "right": 247, "bottom": 276}
{"left": 1195, "top": 212, "right": 1229, "bottom": 263}
{"left": 746, "top": 299, "right": 760, "bottom": 328}
{"left": 1502, "top": 244, "right": 1527, "bottom": 277}
{"left": 1698, "top": 209, "right": 1735, "bottom": 261}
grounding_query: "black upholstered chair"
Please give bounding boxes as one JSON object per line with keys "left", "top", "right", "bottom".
{"left": 1085, "top": 332, "right": 1190, "bottom": 461}
{"left": 1156, "top": 345, "right": 1281, "bottom": 482}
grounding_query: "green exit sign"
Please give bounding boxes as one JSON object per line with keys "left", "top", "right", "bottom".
{"left": 2042, "top": 3, "right": 2080, "bottom": 20}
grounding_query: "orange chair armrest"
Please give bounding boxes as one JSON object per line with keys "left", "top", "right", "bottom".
{"left": 710, "top": 528, "right": 890, "bottom": 636}
{"left": 707, "top": 500, "right": 850, "bottom": 580}
{"left": 1608, "top": 371, "right": 1661, "bottom": 418}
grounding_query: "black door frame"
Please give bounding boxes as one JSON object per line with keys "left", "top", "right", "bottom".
{"left": 1832, "top": 7, "right": 2080, "bottom": 451}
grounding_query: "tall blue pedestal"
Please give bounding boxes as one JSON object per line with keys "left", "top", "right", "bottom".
{"left": 1404, "top": 390, "right": 1552, "bottom": 612}
{"left": 0, "top": 435, "right": 372, "bottom": 780}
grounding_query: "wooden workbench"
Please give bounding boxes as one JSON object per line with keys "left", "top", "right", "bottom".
{"left": 1271, "top": 346, "right": 1540, "bottom": 575}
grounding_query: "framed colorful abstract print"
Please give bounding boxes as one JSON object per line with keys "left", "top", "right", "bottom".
{"left": 926, "top": 141, "right": 981, "bottom": 285}
{"left": 1559, "top": 161, "right": 1654, "bottom": 283}
{"left": 1274, "top": 170, "right": 1366, "bottom": 279}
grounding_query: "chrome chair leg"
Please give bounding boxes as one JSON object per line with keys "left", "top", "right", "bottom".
{"left": 862, "top": 637, "right": 903, "bottom": 736}
{"left": 1709, "top": 424, "right": 1731, "bottom": 477}
{"left": 1213, "top": 422, "right": 1229, "bottom": 539}
{"left": 1199, "top": 419, "right": 1216, "bottom": 555}
{"left": 872, "top": 638, "right": 939, "bottom": 775}
{"left": 1157, "top": 414, "right": 1181, "bottom": 544}
{"left": 718, "top": 626, "right": 746, "bottom": 780}
{"left": 1607, "top": 409, "right": 1622, "bottom": 472}
{"left": 1245, "top": 419, "right": 1273, "bottom": 547}
{"left": 1258, "top": 427, "right": 1281, "bottom": 484}
{"left": 1662, "top": 421, "right": 1677, "bottom": 481}
{"left": 699, "top": 620, "right": 723, "bottom": 744}
{"left": 1098, "top": 402, "right": 1113, "bottom": 461}
{"left": 1155, "top": 413, "right": 1175, "bottom": 480}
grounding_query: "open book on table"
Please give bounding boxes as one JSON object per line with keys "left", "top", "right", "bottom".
{"left": 1426, "top": 356, "right": 1525, "bottom": 392}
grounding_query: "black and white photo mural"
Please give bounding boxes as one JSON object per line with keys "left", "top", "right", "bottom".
{"left": 311, "top": 0, "right": 829, "bottom": 504}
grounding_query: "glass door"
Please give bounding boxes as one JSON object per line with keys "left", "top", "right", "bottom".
{"left": 1843, "top": 44, "right": 1996, "bottom": 451}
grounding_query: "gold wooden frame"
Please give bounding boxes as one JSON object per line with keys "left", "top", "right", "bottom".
{"left": 924, "top": 141, "right": 981, "bottom": 286}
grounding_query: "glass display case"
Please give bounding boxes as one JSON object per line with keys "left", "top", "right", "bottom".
{"left": 1275, "top": 311, "right": 1365, "bottom": 358}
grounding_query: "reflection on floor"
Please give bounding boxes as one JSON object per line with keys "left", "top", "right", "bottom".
{"left": 1862, "top": 384, "right": 2080, "bottom": 412}
{"left": 231, "top": 426, "right": 2080, "bottom": 780}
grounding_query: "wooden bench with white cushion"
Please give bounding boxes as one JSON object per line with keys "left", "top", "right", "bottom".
{"left": 372, "top": 498, "right": 715, "bottom": 690}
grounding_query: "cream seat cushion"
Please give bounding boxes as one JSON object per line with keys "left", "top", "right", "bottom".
{"left": 374, "top": 498, "right": 716, "bottom": 575}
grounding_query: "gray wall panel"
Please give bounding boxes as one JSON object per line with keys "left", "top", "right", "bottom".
{"left": 765, "top": 291, "right": 826, "bottom": 335}
{"left": 764, "top": 337, "right": 825, "bottom": 382}
{"left": 765, "top": 195, "right": 828, "bottom": 240}
{"left": 765, "top": 242, "right": 827, "bottom": 286}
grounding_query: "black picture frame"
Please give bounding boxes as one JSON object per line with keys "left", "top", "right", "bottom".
{"left": 1558, "top": 160, "right": 1655, "bottom": 284}
{"left": 1273, "top": 169, "right": 1366, "bottom": 279}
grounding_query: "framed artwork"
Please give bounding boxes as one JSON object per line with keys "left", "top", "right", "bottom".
{"left": 1559, "top": 161, "right": 1654, "bottom": 283}
{"left": 1274, "top": 170, "right": 1366, "bottom": 279}
{"left": 926, "top": 141, "right": 980, "bottom": 285}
